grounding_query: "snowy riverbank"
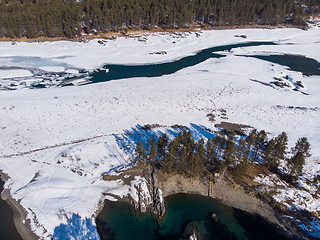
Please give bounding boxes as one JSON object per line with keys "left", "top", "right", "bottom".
{"left": 0, "top": 26, "right": 320, "bottom": 239}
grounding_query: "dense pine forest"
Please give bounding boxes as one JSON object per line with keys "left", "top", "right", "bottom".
{"left": 0, "top": 0, "right": 319, "bottom": 39}
{"left": 135, "top": 129, "right": 311, "bottom": 183}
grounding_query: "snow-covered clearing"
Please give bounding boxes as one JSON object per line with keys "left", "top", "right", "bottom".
{"left": 0, "top": 26, "right": 320, "bottom": 239}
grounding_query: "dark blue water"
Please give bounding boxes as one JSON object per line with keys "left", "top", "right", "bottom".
{"left": 96, "top": 193, "right": 291, "bottom": 240}
{"left": 245, "top": 54, "right": 320, "bottom": 76}
{"left": 7, "top": 42, "right": 317, "bottom": 89}
{"left": 0, "top": 178, "right": 23, "bottom": 240}
{"left": 86, "top": 42, "right": 277, "bottom": 84}
{"left": 81, "top": 42, "right": 320, "bottom": 86}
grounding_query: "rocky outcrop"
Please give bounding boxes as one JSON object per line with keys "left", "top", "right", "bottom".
{"left": 188, "top": 230, "right": 197, "bottom": 240}
{"left": 130, "top": 166, "right": 166, "bottom": 218}
{"left": 129, "top": 177, "right": 152, "bottom": 213}
{"left": 129, "top": 182, "right": 165, "bottom": 217}
{"left": 151, "top": 188, "right": 165, "bottom": 217}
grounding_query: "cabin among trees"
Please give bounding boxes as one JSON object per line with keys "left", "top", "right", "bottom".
{"left": 0, "top": 0, "right": 319, "bottom": 39}
{"left": 135, "top": 129, "right": 311, "bottom": 183}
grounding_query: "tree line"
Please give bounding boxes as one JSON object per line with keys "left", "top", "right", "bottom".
{"left": 135, "top": 129, "right": 311, "bottom": 180}
{"left": 0, "top": 0, "right": 319, "bottom": 39}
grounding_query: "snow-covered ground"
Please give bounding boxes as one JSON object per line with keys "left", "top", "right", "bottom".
{"left": 0, "top": 26, "right": 320, "bottom": 239}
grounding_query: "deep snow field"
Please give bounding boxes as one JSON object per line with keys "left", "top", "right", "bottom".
{"left": 0, "top": 26, "right": 320, "bottom": 239}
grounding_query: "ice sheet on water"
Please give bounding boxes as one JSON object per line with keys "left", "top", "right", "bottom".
{"left": 0, "top": 56, "right": 76, "bottom": 69}
{"left": 0, "top": 56, "right": 86, "bottom": 89}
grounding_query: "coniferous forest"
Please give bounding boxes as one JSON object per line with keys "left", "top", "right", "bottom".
{"left": 0, "top": 0, "right": 319, "bottom": 39}
{"left": 135, "top": 129, "right": 311, "bottom": 183}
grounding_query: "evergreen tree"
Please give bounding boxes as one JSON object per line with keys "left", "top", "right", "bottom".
{"left": 163, "top": 147, "right": 174, "bottom": 173}
{"left": 264, "top": 132, "right": 288, "bottom": 171}
{"left": 212, "top": 135, "right": 225, "bottom": 159}
{"left": 224, "top": 139, "right": 235, "bottom": 166}
{"left": 264, "top": 138, "right": 277, "bottom": 170}
{"left": 148, "top": 140, "right": 157, "bottom": 166}
{"left": 236, "top": 138, "right": 247, "bottom": 162}
{"left": 289, "top": 137, "right": 311, "bottom": 177}
{"left": 274, "top": 132, "right": 288, "bottom": 161}
{"left": 187, "top": 150, "right": 195, "bottom": 174}
{"left": 232, "top": 161, "right": 248, "bottom": 178}
{"left": 147, "top": 135, "right": 156, "bottom": 152}
{"left": 193, "top": 152, "right": 202, "bottom": 177}
{"left": 290, "top": 152, "right": 305, "bottom": 177}
{"left": 204, "top": 138, "right": 218, "bottom": 169}
{"left": 196, "top": 139, "right": 205, "bottom": 163}
{"left": 135, "top": 140, "right": 146, "bottom": 163}
{"left": 215, "top": 160, "right": 226, "bottom": 173}
{"left": 157, "top": 133, "right": 169, "bottom": 161}
{"left": 246, "top": 129, "right": 257, "bottom": 162}
{"left": 291, "top": 137, "right": 311, "bottom": 158}
{"left": 252, "top": 130, "right": 267, "bottom": 161}
{"left": 178, "top": 146, "right": 187, "bottom": 174}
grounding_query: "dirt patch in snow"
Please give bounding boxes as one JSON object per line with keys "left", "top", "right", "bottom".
{"left": 215, "top": 121, "right": 252, "bottom": 135}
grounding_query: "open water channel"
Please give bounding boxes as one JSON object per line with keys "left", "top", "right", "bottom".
{"left": 84, "top": 41, "right": 320, "bottom": 85}
{"left": 0, "top": 179, "right": 22, "bottom": 240}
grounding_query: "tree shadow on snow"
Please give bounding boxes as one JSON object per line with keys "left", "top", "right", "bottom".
{"left": 114, "top": 123, "right": 218, "bottom": 160}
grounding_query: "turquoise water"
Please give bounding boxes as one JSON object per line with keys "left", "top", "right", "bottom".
{"left": 96, "top": 193, "right": 290, "bottom": 240}
{"left": 0, "top": 179, "right": 23, "bottom": 240}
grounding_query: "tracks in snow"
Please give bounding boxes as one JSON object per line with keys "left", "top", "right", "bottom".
{"left": 0, "top": 132, "right": 146, "bottom": 158}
